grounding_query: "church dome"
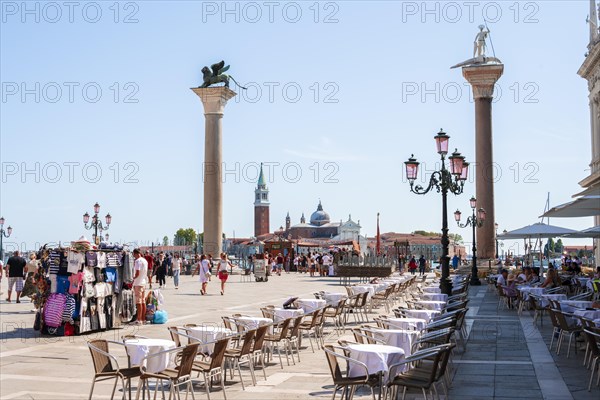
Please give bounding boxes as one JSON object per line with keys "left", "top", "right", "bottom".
{"left": 310, "top": 201, "right": 330, "bottom": 226}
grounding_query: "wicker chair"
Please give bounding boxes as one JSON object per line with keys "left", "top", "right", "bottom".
{"left": 135, "top": 344, "right": 199, "bottom": 400}
{"left": 87, "top": 339, "right": 142, "bottom": 400}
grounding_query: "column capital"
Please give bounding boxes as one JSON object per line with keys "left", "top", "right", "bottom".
{"left": 462, "top": 64, "right": 504, "bottom": 99}
{"left": 191, "top": 86, "right": 237, "bottom": 115}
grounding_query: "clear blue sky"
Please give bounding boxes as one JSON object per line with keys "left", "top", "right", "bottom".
{"left": 0, "top": 1, "right": 597, "bottom": 255}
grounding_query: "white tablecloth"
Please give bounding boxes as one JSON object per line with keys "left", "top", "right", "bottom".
{"left": 573, "top": 309, "right": 600, "bottom": 324}
{"left": 351, "top": 285, "right": 376, "bottom": 298}
{"left": 385, "top": 317, "right": 427, "bottom": 331}
{"left": 402, "top": 309, "right": 440, "bottom": 322}
{"left": 539, "top": 294, "right": 568, "bottom": 307}
{"left": 296, "top": 298, "right": 327, "bottom": 313}
{"left": 125, "top": 338, "right": 176, "bottom": 373}
{"left": 517, "top": 286, "right": 545, "bottom": 301}
{"left": 420, "top": 293, "right": 448, "bottom": 302}
{"left": 422, "top": 287, "right": 441, "bottom": 294}
{"left": 187, "top": 326, "right": 233, "bottom": 354}
{"left": 559, "top": 301, "right": 594, "bottom": 313}
{"left": 347, "top": 343, "right": 406, "bottom": 382}
{"left": 234, "top": 316, "right": 273, "bottom": 330}
{"left": 272, "top": 307, "right": 304, "bottom": 323}
{"left": 369, "top": 328, "right": 420, "bottom": 358}
{"left": 322, "top": 292, "right": 347, "bottom": 306}
{"left": 415, "top": 301, "right": 446, "bottom": 311}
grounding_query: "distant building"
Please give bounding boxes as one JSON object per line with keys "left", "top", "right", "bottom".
{"left": 254, "top": 163, "right": 270, "bottom": 237}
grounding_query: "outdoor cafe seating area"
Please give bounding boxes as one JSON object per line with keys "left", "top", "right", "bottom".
{"left": 85, "top": 273, "right": 472, "bottom": 400}
{"left": 490, "top": 272, "right": 600, "bottom": 393}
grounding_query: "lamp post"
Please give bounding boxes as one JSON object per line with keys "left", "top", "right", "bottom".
{"left": 405, "top": 129, "right": 469, "bottom": 295}
{"left": 83, "top": 202, "right": 112, "bottom": 245}
{"left": 495, "top": 222, "right": 499, "bottom": 260}
{"left": 0, "top": 217, "right": 13, "bottom": 263}
{"left": 454, "top": 196, "right": 486, "bottom": 286}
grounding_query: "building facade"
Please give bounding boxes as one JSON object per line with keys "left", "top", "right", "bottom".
{"left": 577, "top": 0, "right": 600, "bottom": 262}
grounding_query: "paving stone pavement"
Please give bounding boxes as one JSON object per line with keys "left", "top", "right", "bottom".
{"left": 1, "top": 272, "right": 599, "bottom": 399}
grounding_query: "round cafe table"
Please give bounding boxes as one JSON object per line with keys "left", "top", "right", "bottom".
{"left": 539, "top": 294, "right": 567, "bottom": 307}
{"left": 351, "top": 285, "right": 376, "bottom": 298}
{"left": 272, "top": 307, "right": 304, "bottom": 323}
{"left": 233, "top": 316, "right": 273, "bottom": 331}
{"left": 346, "top": 343, "right": 406, "bottom": 383}
{"left": 384, "top": 317, "right": 427, "bottom": 331}
{"left": 573, "top": 309, "right": 600, "bottom": 324}
{"left": 420, "top": 293, "right": 448, "bottom": 302}
{"left": 124, "top": 338, "right": 176, "bottom": 373}
{"left": 322, "top": 292, "right": 347, "bottom": 306}
{"left": 186, "top": 326, "right": 233, "bottom": 354}
{"left": 517, "top": 286, "right": 545, "bottom": 301}
{"left": 368, "top": 328, "right": 420, "bottom": 358}
{"left": 295, "top": 298, "right": 327, "bottom": 313}
{"left": 422, "top": 287, "right": 441, "bottom": 294}
{"left": 415, "top": 301, "right": 446, "bottom": 311}
{"left": 402, "top": 309, "right": 440, "bottom": 322}
{"left": 559, "top": 301, "right": 593, "bottom": 313}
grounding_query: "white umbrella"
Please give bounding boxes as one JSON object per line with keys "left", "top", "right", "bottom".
{"left": 540, "top": 195, "right": 600, "bottom": 218}
{"left": 498, "top": 223, "right": 578, "bottom": 239}
{"left": 563, "top": 225, "right": 600, "bottom": 239}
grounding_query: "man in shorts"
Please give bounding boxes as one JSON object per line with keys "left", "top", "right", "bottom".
{"left": 133, "top": 249, "right": 148, "bottom": 325}
{"left": 6, "top": 251, "right": 26, "bottom": 303}
{"left": 144, "top": 250, "right": 154, "bottom": 288}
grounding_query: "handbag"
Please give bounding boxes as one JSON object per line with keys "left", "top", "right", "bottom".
{"left": 44, "top": 293, "right": 67, "bottom": 328}
{"left": 80, "top": 312, "right": 91, "bottom": 333}
{"left": 205, "top": 270, "right": 212, "bottom": 279}
{"left": 33, "top": 311, "right": 42, "bottom": 331}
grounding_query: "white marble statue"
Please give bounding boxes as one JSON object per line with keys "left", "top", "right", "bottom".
{"left": 473, "top": 25, "right": 490, "bottom": 58}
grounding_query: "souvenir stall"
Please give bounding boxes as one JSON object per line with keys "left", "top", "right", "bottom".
{"left": 33, "top": 237, "right": 136, "bottom": 336}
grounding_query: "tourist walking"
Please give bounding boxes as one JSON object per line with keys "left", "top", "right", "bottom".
{"left": 408, "top": 256, "right": 417, "bottom": 275}
{"left": 307, "top": 253, "right": 315, "bottom": 277}
{"left": 5, "top": 250, "right": 26, "bottom": 303}
{"left": 276, "top": 253, "right": 284, "bottom": 275}
{"left": 172, "top": 254, "right": 181, "bottom": 289}
{"left": 144, "top": 250, "right": 154, "bottom": 288}
{"left": 156, "top": 253, "right": 167, "bottom": 288}
{"left": 132, "top": 249, "right": 148, "bottom": 325}
{"left": 21, "top": 252, "right": 39, "bottom": 300}
{"left": 418, "top": 255, "right": 426, "bottom": 276}
{"left": 451, "top": 254, "right": 459, "bottom": 271}
{"left": 199, "top": 254, "right": 211, "bottom": 295}
{"left": 218, "top": 253, "right": 232, "bottom": 295}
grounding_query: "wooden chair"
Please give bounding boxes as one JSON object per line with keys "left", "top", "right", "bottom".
{"left": 298, "top": 309, "right": 323, "bottom": 352}
{"left": 323, "top": 299, "right": 347, "bottom": 335}
{"left": 552, "top": 308, "right": 582, "bottom": 358}
{"left": 582, "top": 328, "right": 600, "bottom": 391}
{"left": 87, "top": 339, "right": 142, "bottom": 400}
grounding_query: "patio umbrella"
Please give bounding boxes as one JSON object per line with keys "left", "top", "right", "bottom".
{"left": 540, "top": 195, "right": 600, "bottom": 218}
{"left": 498, "top": 223, "right": 579, "bottom": 268}
{"left": 563, "top": 225, "right": 600, "bottom": 239}
{"left": 498, "top": 222, "right": 578, "bottom": 239}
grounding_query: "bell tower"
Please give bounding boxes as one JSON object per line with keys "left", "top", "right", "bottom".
{"left": 254, "top": 163, "right": 270, "bottom": 237}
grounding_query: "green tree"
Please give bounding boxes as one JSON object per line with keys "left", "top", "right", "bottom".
{"left": 554, "top": 239, "right": 564, "bottom": 254}
{"left": 412, "top": 230, "right": 440, "bottom": 237}
{"left": 448, "top": 233, "right": 464, "bottom": 244}
{"left": 174, "top": 228, "right": 197, "bottom": 246}
{"left": 162, "top": 236, "right": 169, "bottom": 246}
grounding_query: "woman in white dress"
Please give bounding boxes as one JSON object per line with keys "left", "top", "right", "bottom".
{"left": 199, "top": 254, "right": 211, "bottom": 295}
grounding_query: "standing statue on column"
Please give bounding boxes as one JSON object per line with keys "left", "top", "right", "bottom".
{"left": 473, "top": 25, "right": 490, "bottom": 58}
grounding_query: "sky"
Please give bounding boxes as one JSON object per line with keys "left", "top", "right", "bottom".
{"left": 0, "top": 0, "right": 598, "bottom": 256}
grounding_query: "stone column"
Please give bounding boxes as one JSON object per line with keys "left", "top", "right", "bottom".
{"left": 191, "top": 87, "right": 237, "bottom": 257}
{"left": 462, "top": 64, "right": 504, "bottom": 260}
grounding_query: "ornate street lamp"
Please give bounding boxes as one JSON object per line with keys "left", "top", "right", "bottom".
{"left": 83, "top": 202, "right": 112, "bottom": 245}
{"left": 454, "top": 196, "right": 486, "bottom": 285}
{"left": 405, "top": 129, "right": 469, "bottom": 295}
{"left": 0, "top": 217, "right": 13, "bottom": 262}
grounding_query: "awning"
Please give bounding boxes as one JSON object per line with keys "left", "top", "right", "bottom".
{"left": 540, "top": 195, "right": 600, "bottom": 218}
